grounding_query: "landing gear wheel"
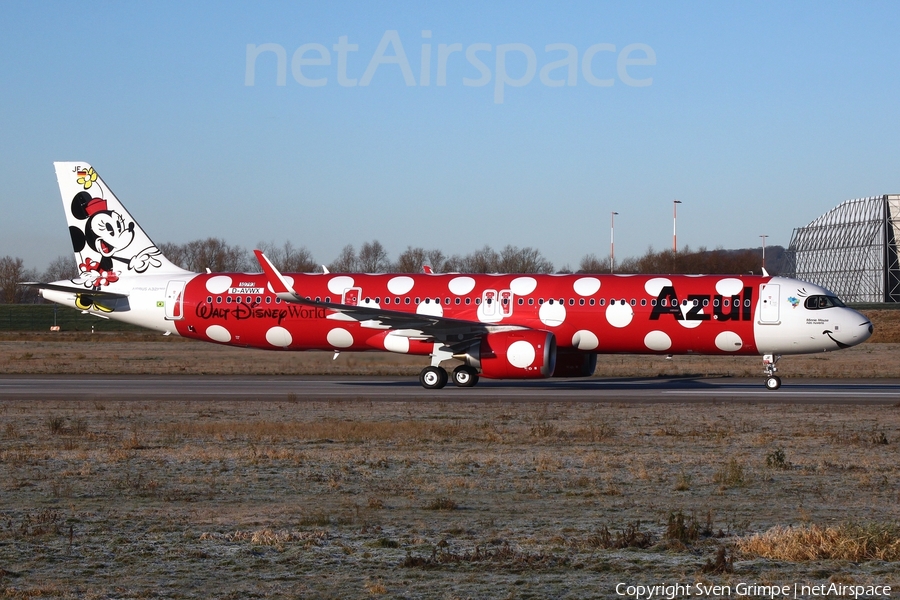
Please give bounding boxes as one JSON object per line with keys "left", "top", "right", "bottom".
{"left": 452, "top": 365, "right": 479, "bottom": 387}
{"left": 765, "top": 376, "right": 782, "bottom": 391}
{"left": 419, "top": 366, "right": 448, "bottom": 389}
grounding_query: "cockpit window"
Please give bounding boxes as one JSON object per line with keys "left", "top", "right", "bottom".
{"left": 804, "top": 295, "right": 846, "bottom": 310}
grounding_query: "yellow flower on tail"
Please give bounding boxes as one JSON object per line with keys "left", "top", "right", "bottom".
{"left": 77, "top": 167, "right": 98, "bottom": 189}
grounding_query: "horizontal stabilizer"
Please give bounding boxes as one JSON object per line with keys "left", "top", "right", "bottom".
{"left": 19, "top": 282, "right": 130, "bottom": 299}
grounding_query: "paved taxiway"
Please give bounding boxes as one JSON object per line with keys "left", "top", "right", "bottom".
{"left": 1, "top": 375, "right": 899, "bottom": 403}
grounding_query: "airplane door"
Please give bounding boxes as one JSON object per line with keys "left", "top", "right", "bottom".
{"left": 165, "top": 281, "right": 185, "bottom": 320}
{"left": 342, "top": 287, "right": 361, "bottom": 306}
{"left": 482, "top": 290, "right": 497, "bottom": 316}
{"left": 499, "top": 289, "right": 513, "bottom": 317}
{"left": 759, "top": 284, "right": 780, "bottom": 324}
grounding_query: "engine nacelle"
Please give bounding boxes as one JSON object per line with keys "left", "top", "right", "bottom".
{"left": 457, "top": 330, "right": 556, "bottom": 379}
{"left": 552, "top": 351, "right": 598, "bottom": 378}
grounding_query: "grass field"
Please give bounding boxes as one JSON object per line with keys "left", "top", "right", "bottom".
{"left": 1, "top": 399, "right": 898, "bottom": 598}
{"left": 0, "top": 309, "right": 899, "bottom": 598}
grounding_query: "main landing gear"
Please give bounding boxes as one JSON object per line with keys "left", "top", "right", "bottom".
{"left": 763, "top": 354, "right": 782, "bottom": 390}
{"left": 418, "top": 365, "right": 480, "bottom": 389}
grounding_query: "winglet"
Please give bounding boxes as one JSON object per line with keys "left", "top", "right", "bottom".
{"left": 423, "top": 265, "right": 434, "bottom": 274}
{"left": 253, "top": 250, "right": 294, "bottom": 297}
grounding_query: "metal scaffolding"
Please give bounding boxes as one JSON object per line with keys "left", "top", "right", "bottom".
{"left": 786, "top": 195, "right": 900, "bottom": 303}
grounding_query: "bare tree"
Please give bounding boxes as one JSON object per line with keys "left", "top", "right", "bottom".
{"left": 393, "top": 246, "right": 428, "bottom": 273}
{"left": 160, "top": 238, "right": 249, "bottom": 272}
{"left": 256, "top": 240, "right": 317, "bottom": 272}
{"left": 0, "top": 256, "right": 27, "bottom": 303}
{"left": 42, "top": 255, "right": 80, "bottom": 282}
{"left": 497, "top": 245, "right": 554, "bottom": 274}
{"left": 392, "top": 247, "right": 448, "bottom": 273}
{"left": 328, "top": 244, "right": 358, "bottom": 273}
{"left": 158, "top": 242, "right": 188, "bottom": 270}
{"left": 578, "top": 253, "right": 609, "bottom": 273}
{"left": 358, "top": 240, "right": 391, "bottom": 272}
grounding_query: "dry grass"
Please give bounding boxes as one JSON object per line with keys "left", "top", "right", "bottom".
{"left": 738, "top": 523, "right": 900, "bottom": 561}
{"left": 1, "top": 399, "right": 899, "bottom": 597}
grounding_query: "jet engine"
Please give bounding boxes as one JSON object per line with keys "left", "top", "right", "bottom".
{"left": 456, "top": 330, "right": 556, "bottom": 379}
{"left": 552, "top": 350, "right": 598, "bottom": 377}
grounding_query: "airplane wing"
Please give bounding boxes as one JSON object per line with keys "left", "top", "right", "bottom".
{"left": 254, "top": 250, "right": 520, "bottom": 344}
{"left": 19, "top": 282, "right": 130, "bottom": 298}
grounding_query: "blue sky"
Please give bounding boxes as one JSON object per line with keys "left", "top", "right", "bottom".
{"left": 2, "top": 1, "right": 899, "bottom": 272}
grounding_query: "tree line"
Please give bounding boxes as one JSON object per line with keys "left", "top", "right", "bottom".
{"left": 0, "top": 239, "right": 783, "bottom": 304}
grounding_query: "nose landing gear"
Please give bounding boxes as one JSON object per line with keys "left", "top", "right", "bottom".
{"left": 763, "top": 354, "right": 781, "bottom": 390}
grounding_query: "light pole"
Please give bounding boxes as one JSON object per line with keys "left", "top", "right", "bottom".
{"left": 610, "top": 211, "right": 618, "bottom": 273}
{"left": 760, "top": 234, "right": 768, "bottom": 273}
{"left": 673, "top": 199, "right": 682, "bottom": 271}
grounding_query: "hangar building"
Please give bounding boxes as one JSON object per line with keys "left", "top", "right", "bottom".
{"left": 786, "top": 194, "right": 900, "bottom": 303}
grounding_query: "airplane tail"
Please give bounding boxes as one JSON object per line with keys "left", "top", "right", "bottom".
{"left": 54, "top": 162, "right": 189, "bottom": 280}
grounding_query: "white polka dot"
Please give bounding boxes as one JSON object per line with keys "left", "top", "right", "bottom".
{"left": 417, "top": 300, "right": 443, "bottom": 317}
{"left": 644, "top": 330, "right": 672, "bottom": 352}
{"left": 678, "top": 303, "right": 703, "bottom": 329}
{"left": 605, "top": 301, "right": 634, "bottom": 328}
{"left": 477, "top": 300, "right": 503, "bottom": 323}
{"left": 539, "top": 301, "right": 566, "bottom": 327}
{"left": 448, "top": 276, "right": 476, "bottom": 295}
{"left": 510, "top": 277, "right": 537, "bottom": 296}
{"left": 387, "top": 276, "right": 414, "bottom": 295}
{"left": 206, "top": 325, "right": 231, "bottom": 343}
{"left": 265, "top": 326, "right": 292, "bottom": 347}
{"left": 716, "top": 278, "right": 744, "bottom": 297}
{"left": 715, "top": 331, "right": 743, "bottom": 352}
{"left": 266, "top": 276, "right": 294, "bottom": 294}
{"left": 573, "top": 277, "right": 601, "bottom": 296}
{"left": 327, "top": 276, "right": 355, "bottom": 295}
{"left": 383, "top": 333, "right": 410, "bottom": 353}
{"left": 327, "top": 328, "right": 354, "bottom": 348}
{"left": 205, "top": 276, "right": 232, "bottom": 294}
{"left": 507, "top": 340, "right": 536, "bottom": 368}
{"left": 644, "top": 277, "right": 672, "bottom": 297}
{"left": 572, "top": 330, "right": 599, "bottom": 351}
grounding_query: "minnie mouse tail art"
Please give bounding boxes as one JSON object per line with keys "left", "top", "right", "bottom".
{"left": 26, "top": 162, "right": 873, "bottom": 390}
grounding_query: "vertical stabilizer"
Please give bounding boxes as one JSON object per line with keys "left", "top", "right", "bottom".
{"left": 54, "top": 162, "right": 189, "bottom": 281}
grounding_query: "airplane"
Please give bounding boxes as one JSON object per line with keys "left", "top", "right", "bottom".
{"left": 27, "top": 162, "right": 874, "bottom": 391}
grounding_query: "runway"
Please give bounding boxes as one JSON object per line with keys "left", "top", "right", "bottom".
{"left": 1, "top": 375, "right": 899, "bottom": 403}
